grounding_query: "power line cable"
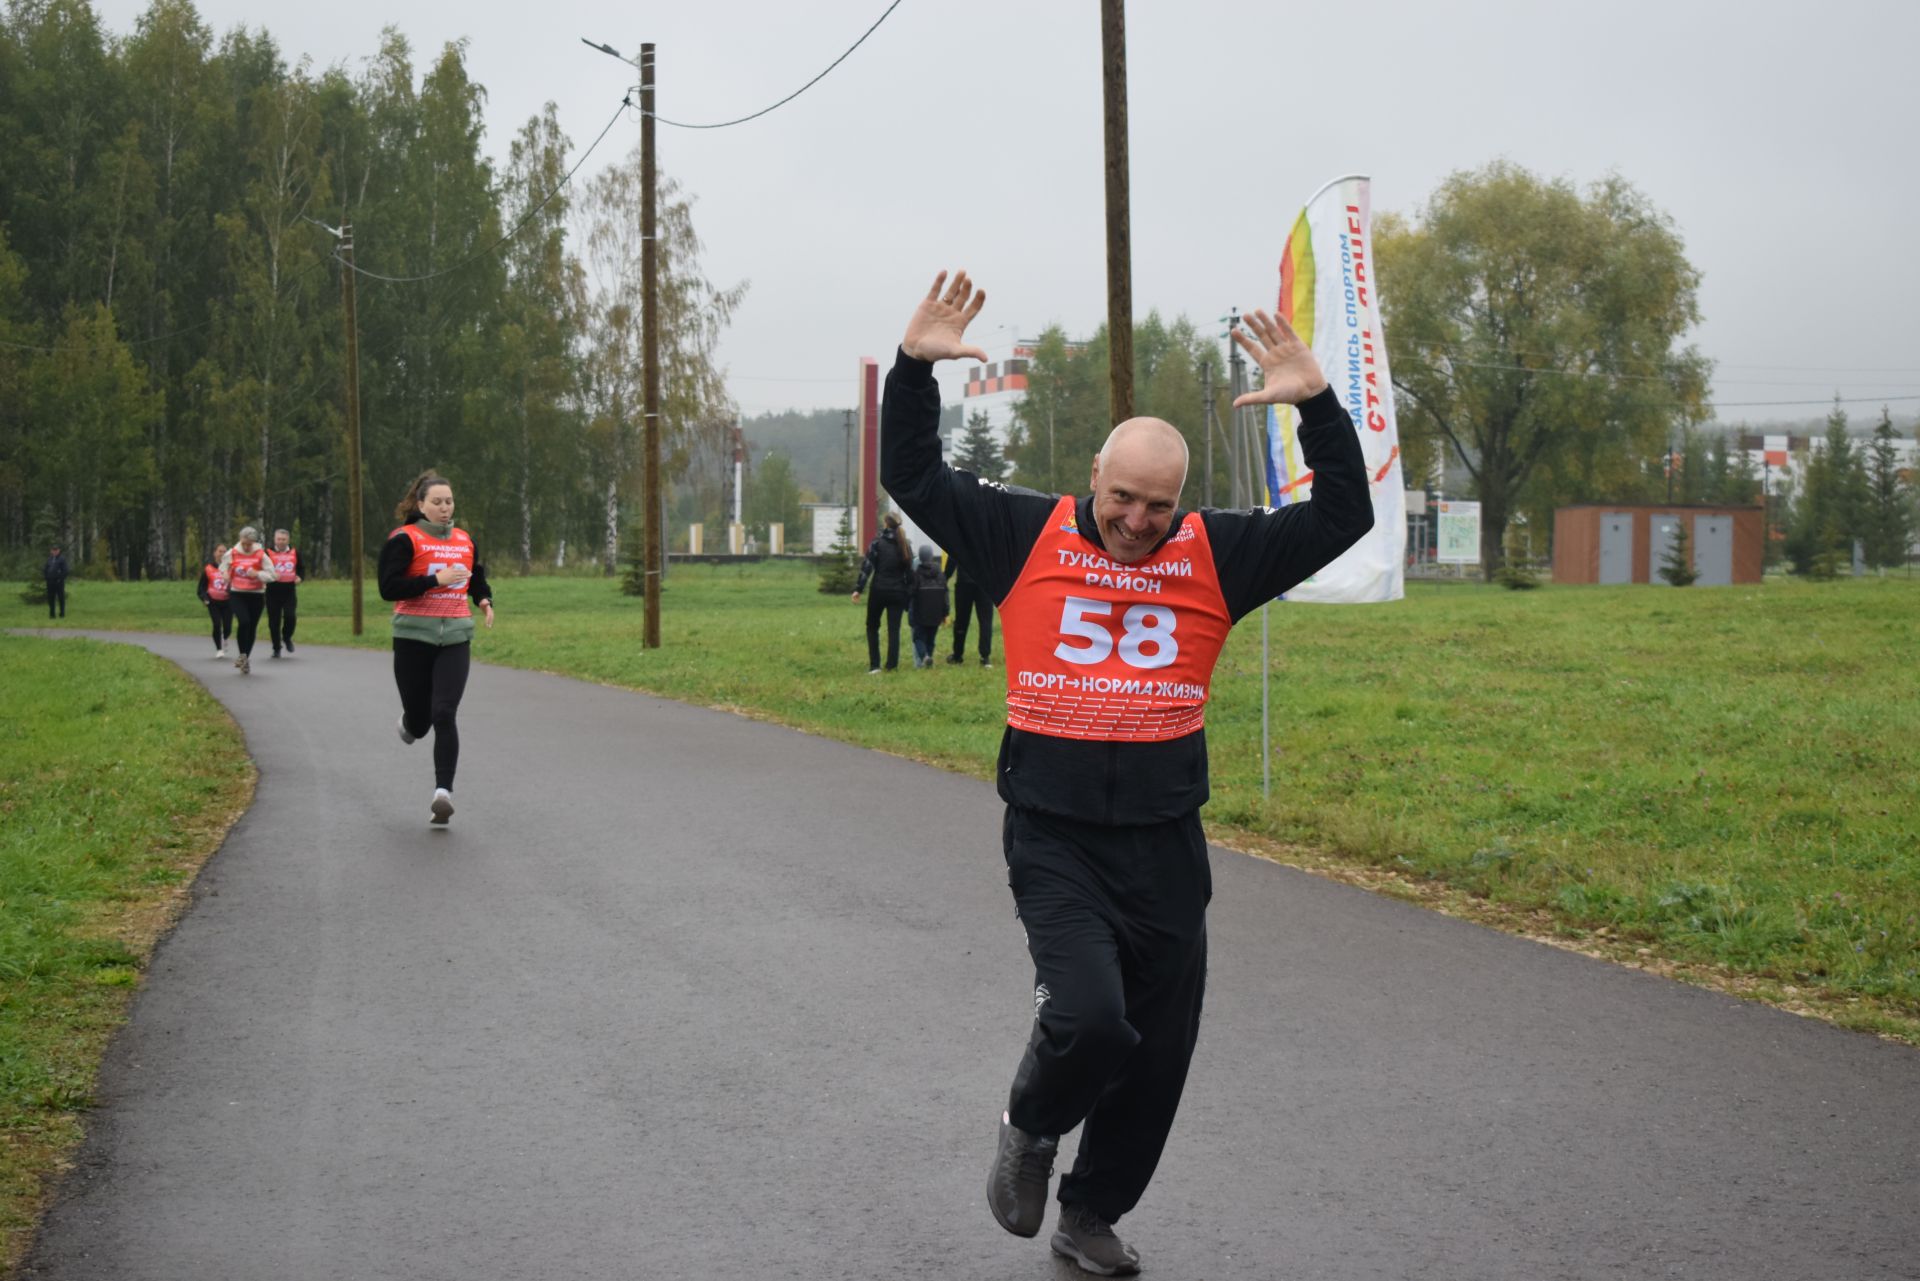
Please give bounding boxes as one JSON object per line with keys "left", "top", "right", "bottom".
{"left": 650, "top": 0, "right": 905, "bottom": 129}
{"left": 337, "top": 94, "right": 630, "bottom": 285}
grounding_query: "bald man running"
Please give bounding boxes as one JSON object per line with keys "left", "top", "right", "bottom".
{"left": 883, "top": 271, "right": 1372, "bottom": 1275}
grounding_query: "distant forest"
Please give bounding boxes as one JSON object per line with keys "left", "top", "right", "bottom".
{"left": 743, "top": 405, "right": 960, "bottom": 506}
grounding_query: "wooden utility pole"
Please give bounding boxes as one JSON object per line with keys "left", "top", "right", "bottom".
{"left": 1100, "top": 0, "right": 1133, "bottom": 424}
{"left": 641, "top": 43, "right": 662, "bottom": 648}
{"left": 340, "top": 222, "right": 365, "bottom": 635}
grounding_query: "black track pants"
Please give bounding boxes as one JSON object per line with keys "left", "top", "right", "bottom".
{"left": 47, "top": 580, "right": 66, "bottom": 618}
{"left": 206, "top": 600, "right": 232, "bottom": 648}
{"left": 393, "top": 638, "right": 471, "bottom": 791}
{"left": 865, "top": 590, "right": 907, "bottom": 671}
{"left": 231, "top": 592, "right": 266, "bottom": 655}
{"left": 950, "top": 579, "right": 993, "bottom": 660}
{"left": 1002, "top": 805, "right": 1210, "bottom": 1226}
{"left": 266, "top": 588, "right": 298, "bottom": 650}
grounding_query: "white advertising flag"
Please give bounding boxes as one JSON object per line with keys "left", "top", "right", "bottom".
{"left": 1266, "top": 174, "right": 1405, "bottom": 602}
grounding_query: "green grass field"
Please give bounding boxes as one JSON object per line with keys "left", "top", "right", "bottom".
{"left": 0, "top": 634, "right": 249, "bottom": 1271}
{"left": 6, "top": 565, "right": 1917, "bottom": 1042}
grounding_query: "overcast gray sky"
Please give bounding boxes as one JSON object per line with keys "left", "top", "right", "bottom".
{"left": 94, "top": 0, "right": 1920, "bottom": 427}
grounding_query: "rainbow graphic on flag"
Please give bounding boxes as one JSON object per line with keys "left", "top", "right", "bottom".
{"left": 1262, "top": 175, "right": 1406, "bottom": 603}
{"left": 1269, "top": 212, "right": 1317, "bottom": 506}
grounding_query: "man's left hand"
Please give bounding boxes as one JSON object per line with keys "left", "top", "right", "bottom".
{"left": 902, "top": 270, "right": 990, "bottom": 364}
{"left": 1231, "top": 309, "right": 1329, "bottom": 406}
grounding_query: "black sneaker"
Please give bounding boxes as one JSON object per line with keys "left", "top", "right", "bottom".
{"left": 980, "top": 655, "right": 991, "bottom": 667}
{"left": 986, "top": 1115, "right": 1057, "bottom": 1238}
{"left": 284, "top": 639, "right": 295, "bottom": 654}
{"left": 946, "top": 653, "right": 963, "bottom": 665}
{"left": 1050, "top": 1202, "right": 1141, "bottom": 1276}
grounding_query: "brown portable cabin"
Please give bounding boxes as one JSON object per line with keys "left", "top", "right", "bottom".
{"left": 1553, "top": 504, "right": 1763, "bottom": 585}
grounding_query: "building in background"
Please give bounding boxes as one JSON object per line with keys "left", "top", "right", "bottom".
{"left": 961, "top": 344, "right": 1036, "bottom": 462}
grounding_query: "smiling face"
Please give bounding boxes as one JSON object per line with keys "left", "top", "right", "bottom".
{"left": 1088, "top": 418, "right": 1188, "bottom": 565}
{"left": 421, "top": 483, "right": 455, "bottom": 524}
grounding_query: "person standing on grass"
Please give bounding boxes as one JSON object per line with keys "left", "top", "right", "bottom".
{"left": 883, "top": 270, "right": 1371, "bottom": 1276}
{"left": 850, "top": 511, "right": 913, "bottom": 673}
{"left": 42, "top": 545, "right": 68, "bottom": 619}
{"left": 945, "top": 554, "right": 994, "bottom": 667}
{"left": 197, "top": 543, "right": 233, "bottom": 659}
{"left": 380, "top": 470, "right": 494, "bottom": 827}
{"left": 265, "top": 529, "right": 304, "bottom": 658}
{"left": 218, "top": 527, "right": 277, "bottom": 676}
{"left": 909, "top": 543, "right": 950, "bottom": 668}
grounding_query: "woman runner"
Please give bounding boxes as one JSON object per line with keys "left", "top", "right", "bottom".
{"left": 218, "top": 527, "right": 278, "bottom": 675}
{"left": 379, "top": 471, "right": 494, "bottom": 826}
{"left": 197, "top": 542, "right": 232, "bottom": 659}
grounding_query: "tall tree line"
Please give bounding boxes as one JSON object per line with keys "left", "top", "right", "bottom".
{"left": 0, "top": 0, "right": 739, "bottom": 579}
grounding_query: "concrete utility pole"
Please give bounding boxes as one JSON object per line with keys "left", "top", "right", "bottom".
{"left": 640, "top": 42, "right": 662, "bottom": 647}
{"left": 1201, "top": 360, "right": 1214, "bottom": 508}
{"left": 843, "top": 408, "right": 854, "bottom": 506}
{"left": 1100, "top": 0, "right": 1133, "bottom": 424}
{"left": 338, "top": 223, "right": 365, "bottom": 635}
{"left": 1224, "top": 309, "right": 1246, "bottom": 505}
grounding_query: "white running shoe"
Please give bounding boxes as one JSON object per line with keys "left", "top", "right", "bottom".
{"left": 430, "top": 789, "right": 454, "bottom": 825}
{"left": 397, "top": 715, "right": 417, "bottom": 745}
{"left": 216, "top": 648, "right": 226, "bottom": 660}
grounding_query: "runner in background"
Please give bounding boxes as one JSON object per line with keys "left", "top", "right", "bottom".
{"left": 197, "top": 542, "right": 232, "bottom": 659}
{"left": 379, "top": 470, "right": 494, "bottom": 826}
{"left": 266, "top": 529, "right": 304, "bottom": 658}
{"left": 218, "top": 527, "right": 278, "bottom": 676}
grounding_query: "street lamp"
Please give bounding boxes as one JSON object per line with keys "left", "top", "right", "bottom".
{"left": 582, "top": 36, "right": 662, "bottom": 648}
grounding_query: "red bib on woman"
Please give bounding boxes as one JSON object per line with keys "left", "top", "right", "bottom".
{"left": 269, "top": 548, "right": 298, "bottom": 581}
{"left": 391, "top": 524, "right": 474, "bottom": 619}
{"left": 228, "top": 547, "right": 267, "bottom": 592}
{"left": 204, "top": 563, "right": 230, "bottom": 601}
{"left": 999, "top": 495, "right": 1232, "bottom": 742}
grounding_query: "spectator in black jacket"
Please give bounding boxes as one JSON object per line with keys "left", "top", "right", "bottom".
{"left": 908, "top": 543, "right": 949, "bottom": 668}
{"left": 850, "top": 512, "right": 913, "bottom": 673}
{"left": 884, "top": 270, "right": 1372, "bottom": 1276}
{"left": 42, "top": 545, "right": 68, "bottom": 619}
{"left": 944, "top": 554, "right": 993, "bottom": 666}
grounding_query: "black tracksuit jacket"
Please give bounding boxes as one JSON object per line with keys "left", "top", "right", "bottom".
{"left": 881, "top": 347, "right": 1374, "bottom": 826}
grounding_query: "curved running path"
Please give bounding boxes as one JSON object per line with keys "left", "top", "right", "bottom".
{"left": 22, "top": 632, "right": 1919, "bottom": 1280}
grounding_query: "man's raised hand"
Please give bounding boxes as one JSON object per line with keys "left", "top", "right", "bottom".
{"left": 902, "top": 270, "right": 989, "bottom": 364}
{"left": 1230, "top": 309, "right": 1329, "bottom": 407}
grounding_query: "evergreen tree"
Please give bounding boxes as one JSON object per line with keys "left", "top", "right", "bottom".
{"left": 817, "top": 508, "right": 858, "bottom": 595}
{"left": 1658, "top": 519, "right": 1698, "bottom": 586}
{"left": 1862, "top": 408, "right": 1911, "bottom": 569}
{"left": 954, "top": 409, "right": 1008, "bottom": 482}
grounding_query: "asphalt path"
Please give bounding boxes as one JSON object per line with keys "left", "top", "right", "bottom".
{"left": 21, "top": 631, "right": 1919, "bottom": 1280}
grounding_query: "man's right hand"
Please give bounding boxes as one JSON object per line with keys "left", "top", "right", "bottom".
{"left": 902, "top": 270, "right": 990, "bottom": 364}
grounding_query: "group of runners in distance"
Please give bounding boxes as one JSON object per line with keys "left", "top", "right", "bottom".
{"left": 192, "top": 471, "right": 494, "bottom": 829}
{"left": 167, "top": 268, "right": 1362, "bottom": 1274}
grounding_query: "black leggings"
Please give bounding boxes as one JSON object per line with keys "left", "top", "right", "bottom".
{"left": 865, "top": 590, "right": 907, "bottom": 670}
{"left": 266, "top": 589, "right": 298, "bottom": 650}
{"left": 393, "top": 638, "right": 471, "bottom": 791}
{"left": 230, "top": 592, "right": 266, "bottom": 655}
{"left": 206, "top": 600, "right": 232, "bottom": 648}
{"left": 951, "top": 579, "right": 993, "bottom": 660}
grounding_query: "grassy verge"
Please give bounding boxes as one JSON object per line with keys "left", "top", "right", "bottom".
{"left": 0, "top": 635, "right": 250, "bottom": 1273}
{"left": 8, "top": 565, "right": 1917, "bottom": 1042}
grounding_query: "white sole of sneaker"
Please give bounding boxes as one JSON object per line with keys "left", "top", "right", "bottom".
{"left": 430, "top": 794, "right": 454, "bottom": 824}
{"left": 1049, "top": 1232, "right": 1140, "bottom": 1277}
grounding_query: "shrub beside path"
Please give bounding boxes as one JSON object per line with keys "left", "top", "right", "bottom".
{"left": 23, "top": 632, "right": 1920, "bottom": 1280}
